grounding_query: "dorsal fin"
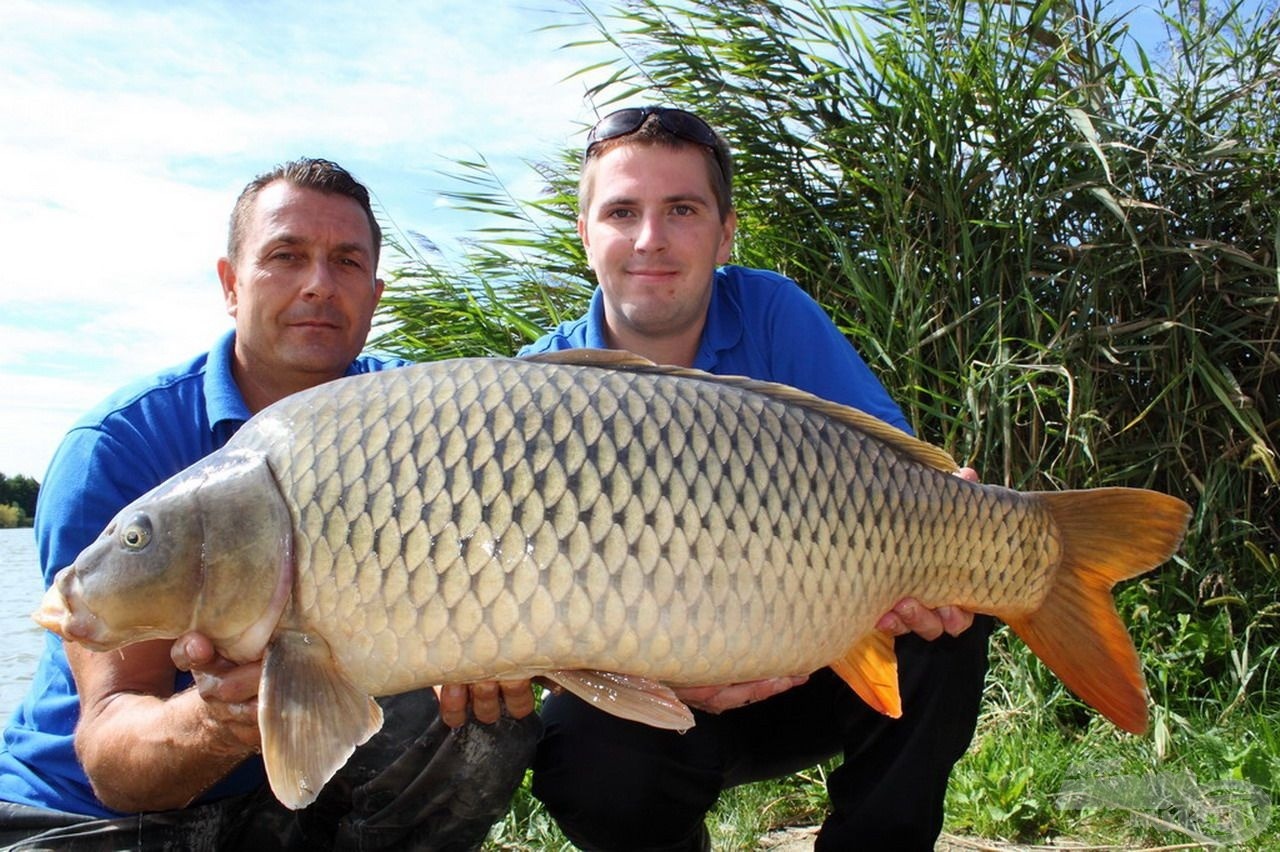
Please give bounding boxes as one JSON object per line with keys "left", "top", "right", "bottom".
{"left": 517, "top": 348, "right": 959, "bottom": 473}
{"left": 522, "top": 348, "right": 659, "bottom": 369}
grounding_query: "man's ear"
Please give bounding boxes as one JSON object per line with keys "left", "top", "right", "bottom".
{"left": 716, "top": 209, "right": 738, "bottom": 265}
{"left": 217, "top": 258, "right": 238, "bottom": 317}
{"left": 577, "top": 216, "right": 591, "bottom": 259}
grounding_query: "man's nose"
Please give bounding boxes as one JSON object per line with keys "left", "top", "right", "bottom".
{"left": 300, "top": 261, "right": 337, "bottom": 298}
{"left": 633, "top": 212, "right": 668, "bottom": 252}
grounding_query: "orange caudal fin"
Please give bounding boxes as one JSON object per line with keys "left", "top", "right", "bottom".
{"left": 1004, "top": 488, "right": 1192, "bottom": 734}
{"left": 829, "top": 629, "right": 902, "bottom": 718}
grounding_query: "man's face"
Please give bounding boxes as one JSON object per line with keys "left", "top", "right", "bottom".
{"left": 219, "top": 181, "right": 383, "bottom": 391}
{"left": 579, "top": 144, "right": 736, "bottom": 349}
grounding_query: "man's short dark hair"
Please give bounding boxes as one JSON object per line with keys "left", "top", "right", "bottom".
{"left": 579, "top": 115, "right": 734, "bottom": 221}
{"left": 227, "top": 157, "right": 382, "bottom": 266}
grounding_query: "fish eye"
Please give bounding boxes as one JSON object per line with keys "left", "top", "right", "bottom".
{"left": 120, "top": 514, "right": 153, "bottom": 551}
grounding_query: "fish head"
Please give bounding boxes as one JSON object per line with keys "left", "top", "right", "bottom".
{"left": 34, "top": 447, "right": 295, "bottom": 659}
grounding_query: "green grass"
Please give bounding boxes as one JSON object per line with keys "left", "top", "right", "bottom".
{"left": 482, "top": 622, "right": 1278, "bottom": 849}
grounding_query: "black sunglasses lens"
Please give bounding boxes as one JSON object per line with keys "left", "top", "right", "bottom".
{"left": 585, "top": 108, "right": 726, "bottom": 178}
{"left": 587, "top": 108, "right": 649, "bottom": 145}
{"left": 654, "top": 111, "right": 717, "bottom": 148}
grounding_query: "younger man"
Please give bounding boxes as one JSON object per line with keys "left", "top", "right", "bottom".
{"left": 523, "top": 107, "right": 990, "bottom": 851}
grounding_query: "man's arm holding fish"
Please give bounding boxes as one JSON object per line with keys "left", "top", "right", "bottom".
{"left": 67, "top": 638, "right": 261, "bottom": 812}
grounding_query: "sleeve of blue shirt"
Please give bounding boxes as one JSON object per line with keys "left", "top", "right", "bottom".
{"left": 747, "top": 277, "right": 914, "bottom": 436}
{"left": 37, "top": 415, "right": 201, "bottom": 585}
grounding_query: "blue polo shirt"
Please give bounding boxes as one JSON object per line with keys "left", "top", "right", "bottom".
{"left": 0, "top": 330, "right": 408, "bottom": 817}
{"left": 520, "top": 264, "right": 911, "bottom": 434}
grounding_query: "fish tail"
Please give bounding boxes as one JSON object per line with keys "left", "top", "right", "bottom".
{"left": 1002, "top": 488, "right": 1192, "bottom": 734}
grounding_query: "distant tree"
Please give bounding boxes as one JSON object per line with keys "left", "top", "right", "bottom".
{"left": 0, "top": 473, "right": 39, "bottom": 519}
{"left": 0, "top": 504, "right": 22, "bottom": 529}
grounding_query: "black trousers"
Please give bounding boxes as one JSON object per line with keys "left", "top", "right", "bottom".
{"left": 532, "top": 618, "right": 992, "bottom": 852}
{"left": 0, "top": 688, "right": 540, "bottom": 852}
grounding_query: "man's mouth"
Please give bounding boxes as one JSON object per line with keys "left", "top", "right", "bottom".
{"left": 627, "top": 268, "right": 679, "bottom": 279}
{"left": 287, "top": 317, "right": 341, "bottom": 329}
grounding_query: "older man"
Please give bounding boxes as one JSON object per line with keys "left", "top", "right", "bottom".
{"left": 0, "top": 158, "right": 538, "bottom": 850}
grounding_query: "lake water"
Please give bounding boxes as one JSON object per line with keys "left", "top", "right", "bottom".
{"left": 0, "top": 527, "right": 46, "bottom": 723}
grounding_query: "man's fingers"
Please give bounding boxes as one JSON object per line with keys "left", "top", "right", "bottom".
{"left": 437, "top": 683, "right": 470, "bottom": 729}
{"left": 936, "top": 605, "right": 975, "bottom": 636}
{"left": 882, "top": 598, "right": 944, "bottom": 640}
{"left": 468, "top": 681, "right": 502, "bottom": 725}
{"left": 499, "top": 680, "right": 536, "bottom": 719}
{"left": 673, "top": 676, "right": 807, "bottom": 714}
{"left": 171, "top": 632, "right": 216, "bottom": 671}
{"left": 437, "top": 681, "right": 536, "bottom": 727}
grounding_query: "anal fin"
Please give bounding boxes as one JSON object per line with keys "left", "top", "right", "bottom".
{"left": 259, "top": 629, "right": 383, "bottom": 809}
{"left": 544, "top": 669, "right": 695, "bottom": 732}
{"left": 829, "top": 630, "right": 902, "bottom": 718}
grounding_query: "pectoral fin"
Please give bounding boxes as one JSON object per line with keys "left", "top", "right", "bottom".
{"left": 259, "top": 629, "right": 383, "bottom": 809}
{"left": 829, "top": 631, "right": 902, "bottom": 718}
{"left": 544, "top": 669, "right": 695, "bottom": 732}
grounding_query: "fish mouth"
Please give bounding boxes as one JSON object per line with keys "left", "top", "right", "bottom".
{"left": 31, "top": 572, "right": 115, "bottom": 651}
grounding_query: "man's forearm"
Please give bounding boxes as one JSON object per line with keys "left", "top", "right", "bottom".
{"left": 76, "top": 687, "right": 255, "bottom": 812}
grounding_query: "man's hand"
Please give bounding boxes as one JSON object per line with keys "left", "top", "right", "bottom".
{"left": 673, "top": 676, "right": 809, "bottom": 714}
{"left": 436, "top": 680, "right": 537, "bottom": 728}
{"left": 875, "top": 598, "right": 973, "bottom": 640}
{"left": 171, "top": 633, "right": 263, "bottom": 753}
{"left": 70, "top": 632, "right": 263, "bottom": 812}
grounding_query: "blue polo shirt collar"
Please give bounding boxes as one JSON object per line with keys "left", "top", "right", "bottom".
{"left": 694, "top": 269, "right": 743, "bottom": 372}
{"left": 204, "top": 329, "right": 253, "bottom": 440}
{"left": 584, "top": 289, "right": 612, "bottom": 349}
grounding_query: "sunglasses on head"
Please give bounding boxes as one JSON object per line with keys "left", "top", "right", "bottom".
{"left": 585, "top": 107, "right": 728, "bottom": 177}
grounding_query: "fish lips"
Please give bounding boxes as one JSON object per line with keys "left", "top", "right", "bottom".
{"left": 32, "top": 568, "right": 118, "bottom": 651}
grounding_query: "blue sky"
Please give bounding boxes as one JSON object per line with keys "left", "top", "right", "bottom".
{"left": 0, "top": 1, "right": 608, "bottom": 479}
{"left": 0, "top": 0, "right": 1231, "bottom": 481}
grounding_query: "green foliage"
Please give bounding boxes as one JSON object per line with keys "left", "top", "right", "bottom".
{"left": 382, "top": 0, "right": 1280, "bottom": 846}
{"left": 0, "top": 473, "right": 38, "bottom": 523}
{"left": 0, "top": 503, "right": 25, "bottom": 529}
{"left": 482, "top": 772, "right": 573, "bottom": 851}
{"left": 373, "top": 156, "right": 591, "bottom": 362}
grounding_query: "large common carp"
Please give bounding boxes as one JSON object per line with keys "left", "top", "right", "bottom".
{"left": 35, "top": 350, "right": 1191, "bottom": 808}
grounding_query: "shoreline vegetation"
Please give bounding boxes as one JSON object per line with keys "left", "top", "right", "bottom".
{"left": 375, "top": 0, "right": 1278, "bottom": 848}
{"left": 0, "top": 474, "right": 37, "bottom": 529}
{"left": 12, "top": 0, "right": 1273, "bottom": 845}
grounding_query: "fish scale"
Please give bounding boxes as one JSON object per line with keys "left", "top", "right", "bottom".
{"left": 37, "top": 350, "right": 1192, "bottom": 809}
{"left": 244, "top": 357, "right": 1019, "bottom": 692}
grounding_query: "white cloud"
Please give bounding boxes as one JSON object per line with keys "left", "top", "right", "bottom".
{"left": 0, "top": 0, "right": 609, "bottom": 479}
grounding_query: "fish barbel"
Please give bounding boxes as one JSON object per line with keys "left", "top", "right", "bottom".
{"left": 34, "top": 350, "right": 1192, "bottom": 808}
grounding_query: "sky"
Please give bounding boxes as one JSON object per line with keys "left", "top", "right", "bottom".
{"left": 0, "top": 0, "right": 612, "bottom": 480}
{"left": 0, "top": 1, "right": 1245, "bottom": 482}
